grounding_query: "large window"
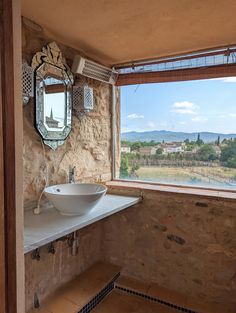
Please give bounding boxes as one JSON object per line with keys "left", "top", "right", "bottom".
{"left": 117, "top": 78, "right": 236, "bottom": 190}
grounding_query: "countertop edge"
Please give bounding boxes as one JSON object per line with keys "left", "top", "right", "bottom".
{"left": 24, "top": 195, "right": 140, "bottom": 254}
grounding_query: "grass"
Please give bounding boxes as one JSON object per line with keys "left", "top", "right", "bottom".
{"left": 135, "top": 166, "right": 236, "bottom": 188}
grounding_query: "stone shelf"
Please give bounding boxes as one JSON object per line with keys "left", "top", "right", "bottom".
{"left": 24, "top": 194, "right": 140, "bottom": 254}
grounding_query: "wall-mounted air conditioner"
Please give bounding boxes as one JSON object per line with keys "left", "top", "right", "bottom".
{"left": 72, "top": 55, "right": 118, "bottom": 85}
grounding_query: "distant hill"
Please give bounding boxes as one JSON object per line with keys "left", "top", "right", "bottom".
{"left": 121, "top": 130, "right": 236, "bottom": 143}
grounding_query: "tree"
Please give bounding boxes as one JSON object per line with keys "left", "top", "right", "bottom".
{"left": 130, "top": 162, "right": 140, "bottom": 177}
{"left": 216, "top": 135, "right": 220, "bottom": 146}
{"left": 196, "top": 133, "right": 204, "bottom": 145}
{"left": 156, "top": 148, "right": 163, "bottom": 155}
{"left": 131, "top": 141, "right": 141, "bottom": 151}
{"left": 220, "top": 139, "right": 236, "bottom": 168}
{"left": 197, "top": 144, "right": 217, "bottom": 161}
{"left": 226, "top": 157, "right": 236, "bottom": 168}
{"left": 185, "top": 142, "right": 194, "bottom": 151}
{"left": 222, "top": 138, "right": 228, "bottom": 144}
{"left": 120, "top": 155, "right": 129, "bottom": 178}
{"left": 121, "top": 140, "right": 131, "bottom": 146}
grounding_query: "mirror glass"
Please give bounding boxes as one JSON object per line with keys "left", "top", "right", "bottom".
{"left": 44, "top": 76, "right": 67, "bottom": 131}
{"left": 32, "top": 42, "right": 73, "bottom": 149}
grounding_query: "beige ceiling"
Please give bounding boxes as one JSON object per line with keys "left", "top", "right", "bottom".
{"left": 22, "top": 0, "right": 236, "bottom": 67}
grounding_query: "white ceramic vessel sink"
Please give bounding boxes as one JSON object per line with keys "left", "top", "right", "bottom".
{"left": 44, "top": 183, "right": 107, "bottom": 216}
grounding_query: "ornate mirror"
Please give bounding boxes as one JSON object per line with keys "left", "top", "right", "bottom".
{"left": 32, "top": 42, "right": 74, "bottom": 149}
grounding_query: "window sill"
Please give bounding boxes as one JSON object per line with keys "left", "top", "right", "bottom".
{"left": 107, "top": 180, "right": 236, "bottom": 201}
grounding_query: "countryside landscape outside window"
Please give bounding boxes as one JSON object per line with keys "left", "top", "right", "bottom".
{"left": 118, "top": 78, "right": 236, "bottom": 190}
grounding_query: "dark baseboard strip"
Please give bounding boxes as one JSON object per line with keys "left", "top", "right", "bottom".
{"left": 78, "top": 273, "right": 120, "bottom": 313}
{"left": 115, "top": 285, "right": 199, "bottom": 313}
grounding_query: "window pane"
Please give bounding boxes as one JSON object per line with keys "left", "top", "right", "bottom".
{"left": 117, "top": 78, "right": 236, "bottom": 190}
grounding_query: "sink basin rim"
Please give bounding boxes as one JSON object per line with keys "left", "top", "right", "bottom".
{"left": 43, "top": 183, "right": 108, "bottom": 216}
{"left": 44, "top": 183, "right": 107, "bottom": 197}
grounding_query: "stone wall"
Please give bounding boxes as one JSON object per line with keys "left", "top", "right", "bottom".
{"left": 22, "top": 18, "right": 112, "bottom": 311}
{"left": 25, "top": 223, "right": 102, "bottom": 311}
{"left": 22, "top": 17, "right": 113, "bottom": 209}
{"left": 102, "top": 186, "right": 236, "bottom": 311}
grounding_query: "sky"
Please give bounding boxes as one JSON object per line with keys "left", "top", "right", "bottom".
{"left": 44, "top": 93, "right": 66, "bottom": 128}
{"left": 120, "top": 77, "right": 236, "bottom": 134}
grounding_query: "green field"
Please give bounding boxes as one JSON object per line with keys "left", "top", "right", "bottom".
{"left": 135, "top": 166, "right": 236, "bottom": 189}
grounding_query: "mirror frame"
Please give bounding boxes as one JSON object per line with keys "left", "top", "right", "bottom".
{"left": 31, "top": 42, "right": 74, "bottom": 149}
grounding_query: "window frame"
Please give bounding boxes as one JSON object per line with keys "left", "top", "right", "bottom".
{"left": 111, "top": 80, "right": 236, "bottom": 194}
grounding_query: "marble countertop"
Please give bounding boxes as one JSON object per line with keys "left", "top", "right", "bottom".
{"left": 24, "top": 194, "right": 140, "bottom": 254}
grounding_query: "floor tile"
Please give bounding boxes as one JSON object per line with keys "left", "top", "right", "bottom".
{"left": 27, "top": 261, "right": 120, "bottom": 313}
{"left": 61, "top": 277, "right": 106, "bottom": 308}
{"left": 147, "top": 283, "right": 189, "bottom": 308}
{"left": 43, "top": 290, "right": 78, "bottom": 313}
{"left": 186, "top": 298, "right": 236, "bottom": 313}
{"left": 59, "top": 261, "right": 120, "bottom": 308}
{"left": 92, "top": 290, "right": 180, "bottom": 313}
{"left": 115, "top": 275, "right": 149, "bottom": 294}
{"left": 92, "top": 292, "right": 136, "bottom": 313}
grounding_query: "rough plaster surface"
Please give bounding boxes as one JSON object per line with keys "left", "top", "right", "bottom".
{"left": 22, "top": 1, "right": 236, "bottom": 66}
{"left": 103, "top": 187, "right": 236, "bottom": 311}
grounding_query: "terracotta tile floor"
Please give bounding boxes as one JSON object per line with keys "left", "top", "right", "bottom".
{"left": 92, "top": 290, "right": 178, "bottom": 313}
{"left": 115, "top": 276, "right": 236, "bottom": 313}
{"left": 28, "top": 268, "right": 235, "bottom": 313}
{"left": 28, "top": 261, "right": 121, "bottom": 313}
{"left": 116, "top": 276, "right": 188, "bottom": 309}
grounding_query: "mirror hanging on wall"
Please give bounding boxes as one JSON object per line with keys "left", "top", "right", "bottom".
{"left": 32, "top": 42, "right": 74, "bottom": 150}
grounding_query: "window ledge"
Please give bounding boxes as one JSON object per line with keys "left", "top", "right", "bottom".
{"left": 107, "top": 180, "right": 236, "bottom": 201}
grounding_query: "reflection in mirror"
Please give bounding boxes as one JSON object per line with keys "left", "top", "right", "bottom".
{"left": 44, "top": 76, "right": 66, "bottom": 130}
{"left": 32, "top": 42, "right": 74, "bottom": 149}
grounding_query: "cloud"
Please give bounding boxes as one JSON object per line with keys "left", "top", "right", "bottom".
{"left": 173, "top": 101, "right": 195, "bottom": 109}
{"left": 127, "top": 113, "right": 144, "bottom": 120}
{"left": 147, "top": 121, "right": 156, "bottom": 129}
{"left": 212, "top": 77, "right": 236, "bottom": 83}
{"left": 173, "top": 108, "right": 197, "bottom": 115}
{"left": 222, "top": 77, "right": 236, "bottom": 83}
{"left": 191, "top": 116, "right": 208, "bottom": 122}
{"left": 229, "top": 113, "right": 236, "bottom": 117}
{"left": 179, "top": 121, "right": 187, "bottom": 125}
{"left": 171, "top": 101, "right": 198, "bottom": 115}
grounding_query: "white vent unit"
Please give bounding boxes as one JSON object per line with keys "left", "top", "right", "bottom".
{"left": 72, "top": 55, "right": 118, "bottom": 85}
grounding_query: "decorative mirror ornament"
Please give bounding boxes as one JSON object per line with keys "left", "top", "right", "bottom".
{"left": 22, "top": 61, "right": 34, "bottom": 105}
{"left": 32, "top": 42, "right": 74, "bottom": 149}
